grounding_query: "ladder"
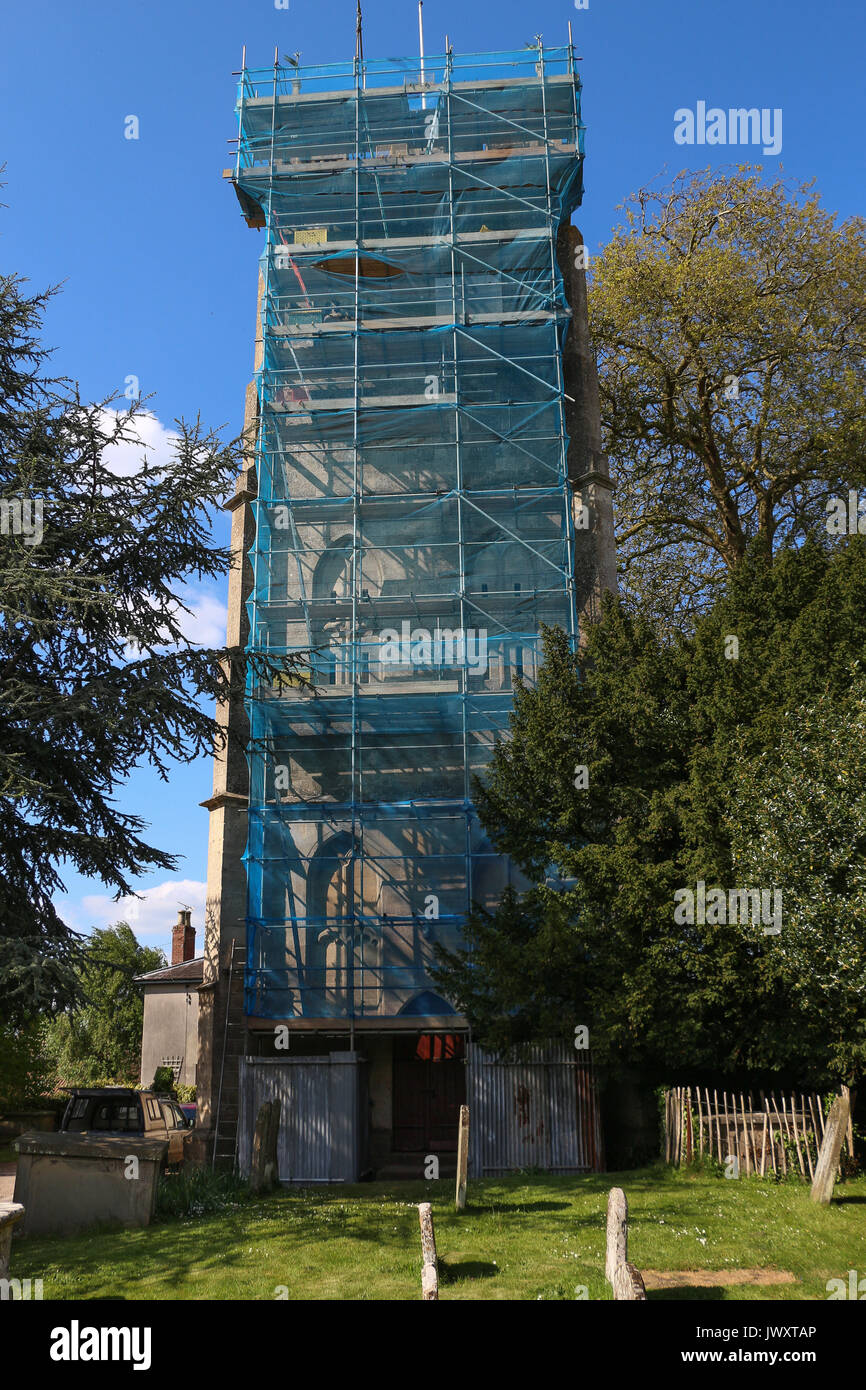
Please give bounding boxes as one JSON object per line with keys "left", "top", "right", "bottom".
{"left": 211, "top": 938, "right": 248, "bottom": 1169}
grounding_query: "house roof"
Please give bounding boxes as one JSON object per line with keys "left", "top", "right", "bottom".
{"left": 134, "top": 957, "right": 205, "bottom": 986}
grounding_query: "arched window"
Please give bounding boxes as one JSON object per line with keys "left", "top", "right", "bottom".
{"left": 304, "top": 832, "right": 383, "bottom": 1016}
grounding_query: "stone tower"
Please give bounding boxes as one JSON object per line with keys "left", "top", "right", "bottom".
{"left": 194, "top": 40, "right": 615, "bottom": 1173}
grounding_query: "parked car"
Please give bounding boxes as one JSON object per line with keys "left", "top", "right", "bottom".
{"left": 178, "top": 1102, "right": 197, "bottom": 1127}
{"left": 60, "top": 1088, "right": 192, "bottom": 1164}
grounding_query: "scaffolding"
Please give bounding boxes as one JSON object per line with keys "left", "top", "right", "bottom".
{"left": 232, "top": 42, "right": 585, "bottom": 1021}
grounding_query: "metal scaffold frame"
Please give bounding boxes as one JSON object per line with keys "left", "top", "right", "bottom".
{"left": 231, "top": 41, "right": 585, "bottom": 1021}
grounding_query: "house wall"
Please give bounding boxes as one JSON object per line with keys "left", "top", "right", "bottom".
{"left": 140, "top": 984, "right": 200, "bottom": 1089}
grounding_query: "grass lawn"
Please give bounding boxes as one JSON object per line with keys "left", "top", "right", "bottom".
{"left": 10, "top": 1163, "right": 866, "bottom": 1301}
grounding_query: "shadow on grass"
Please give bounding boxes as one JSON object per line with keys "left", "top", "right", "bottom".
{"left": 456, "top": 1200, "right": 571, "bottom": 1215}
{"left": 16, "top": 1166, "right": 864, "bottom": 1300}
{"left": 439, "top": 1259, "right": 498, "bottom": 1284}
{"left": 12, "top": 1189, "right": 412, "bottom": 1297}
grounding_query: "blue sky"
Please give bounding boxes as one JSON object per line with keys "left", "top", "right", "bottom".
{"left": 1, "top": 0, "right": 862, "bottom": 960}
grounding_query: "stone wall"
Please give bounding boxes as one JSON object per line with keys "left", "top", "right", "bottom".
{"left": 13, "top": 1132, "right": 168, "bottom": 1235}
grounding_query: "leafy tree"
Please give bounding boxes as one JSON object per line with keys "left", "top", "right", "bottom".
{"left": 433, "top": 616, "right": 757, "bottom": 1074}
{"left": 729, "top": 683, "right": 866, "bottom": 1087}
{"left": 683, "top": 536, "right": 866, "bottom": 878}
{"left": 0, "top": 271, "right": 299, "bottom": 1025}
{"left": 0, "top": 1019, "right": 56, "bottom": 1110}
{"left": 589, "top": 167, "right": 866, "bottom": 631}
{"left": 40, "top": 923, "right": 165, "bottom": 1084}
{"left": 433, "top": 539, "right": 866, "bottom": 1084}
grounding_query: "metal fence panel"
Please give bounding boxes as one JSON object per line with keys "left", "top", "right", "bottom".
{"left": 467, "top": 1042, "right": 602, "bottom": 1174}
{"left": 238, "top": 1053, "right": 362, "bottom": 1182}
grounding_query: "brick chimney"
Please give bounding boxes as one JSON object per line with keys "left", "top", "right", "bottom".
{"left": 171, "top": 909, "right": 196, "bottom": 965}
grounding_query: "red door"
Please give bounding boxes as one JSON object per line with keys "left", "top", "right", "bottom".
{"left": 392, "top": 1034, "right": 466, "bottom": 1152}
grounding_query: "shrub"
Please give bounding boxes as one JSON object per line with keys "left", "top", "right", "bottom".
{"left": 156, "top": 1165, "right": 251, "bottom": 1220}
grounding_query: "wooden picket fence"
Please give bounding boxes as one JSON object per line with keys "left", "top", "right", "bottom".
{"left": 663, "top": 1085, "right": 853, "bottom": 1180}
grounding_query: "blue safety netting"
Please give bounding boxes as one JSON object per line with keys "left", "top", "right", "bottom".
{"left": 234, "top": 45, "right": 584, "bottom": 1019}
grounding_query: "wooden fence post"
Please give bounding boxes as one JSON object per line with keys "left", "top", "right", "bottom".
{"left": 789, "top": 1095, "right": 805, "bottom": 1179}
{"left": 605, "top": 1187, "right": 628, "bottom": 1286}
{"left": 778, "top": 1095, "right": 789, "bottom": 1173}
{"left": 685, "top": 1087, "right": 693, "bottom": 1163}
{"left": 455, "top": 1104, "right": 469, "bottom": 1211}
{"left": 811, "top": 1095, "right": 851, "bottom": 1205}
{"left": 666, "top": 1089, "right": 674, "bottom": 1162}
{"left": 418, "top": 1202, "right": 439, "bottom": 1300}
{"left": 766, "top": 1100, "right": 777, "bottom": 1176}
{"left": 801, "top": 1094, "right": 815, "bottom": 1179}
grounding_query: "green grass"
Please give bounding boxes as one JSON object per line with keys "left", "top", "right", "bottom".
{"left": 9, "top": 1164, "right": 866, "bottom": 1301}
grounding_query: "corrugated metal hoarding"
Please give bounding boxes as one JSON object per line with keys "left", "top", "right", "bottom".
{"left": 467, "top": 1042, "right": 603, "bottom": 1175}
{"left": 237, "top": 1053, "right": 363, "bottom": 1183}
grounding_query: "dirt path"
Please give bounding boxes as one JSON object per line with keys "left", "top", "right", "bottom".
{"left": 643, "top": 1268, "right": 797, "bottom": 1289}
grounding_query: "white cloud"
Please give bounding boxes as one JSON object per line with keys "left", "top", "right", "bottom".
{"left": 79, "top": 408, "right": 229, "bottom": 654}
{"left": 75, "top": 879, "right": 208, "bottom": 957}
{"left": 172, "top": 587, "right": 228, "bottom": 647}
{"left": 98, "top": 408, "right": 180, "bottom": 478}
{"left": 121, "top": 584, "right": 227, "bottom": 656}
